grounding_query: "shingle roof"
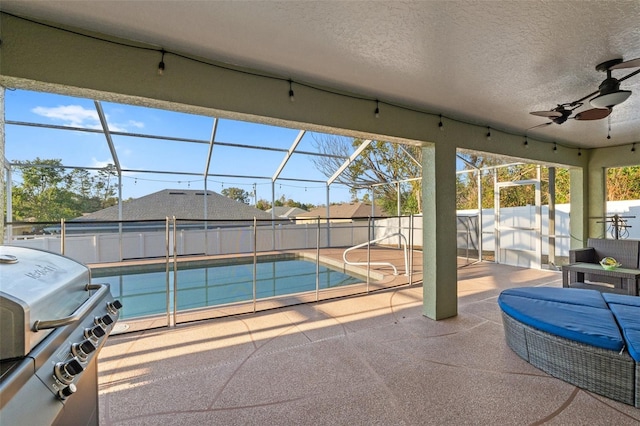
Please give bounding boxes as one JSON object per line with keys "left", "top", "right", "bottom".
{"left": 266, "top": 206, "right": 309, "bottom": 218}
{"left": 297, "top": 203, "right": 386, "bottom": 219}
{"left": 77, "top": 189, "right": 272, "bottom": 221}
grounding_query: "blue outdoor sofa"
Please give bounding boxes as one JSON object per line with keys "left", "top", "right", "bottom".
{"left": 498, "top": 287, "right": 640, "bottom": 407}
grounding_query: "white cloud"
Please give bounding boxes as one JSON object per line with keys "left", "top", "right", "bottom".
{"left": 32, "top": 105, "right": 144, "bottom": 132}
{"left": 91, "top": 158, "right": 114, "bottom": 169}
{"left": 32, "top": 105, "right": 100, "bottom": 128}
{"left": 91, "top": 158, "right": 129, "bottom": 172}
{"left": 107, "top": 124, "right": 127, "bottom": 132}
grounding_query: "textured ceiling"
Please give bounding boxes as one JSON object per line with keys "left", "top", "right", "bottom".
{"left": 2, "top": 0, "right": 640, "bottom": 148}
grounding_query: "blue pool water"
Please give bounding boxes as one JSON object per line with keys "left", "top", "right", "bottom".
{"left": 92, "top": 259, "right": 362, "bottom": 319}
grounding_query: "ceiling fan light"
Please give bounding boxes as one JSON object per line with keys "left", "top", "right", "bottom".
{"left": 590, "top": 90, "right": 632, "bottom": 108}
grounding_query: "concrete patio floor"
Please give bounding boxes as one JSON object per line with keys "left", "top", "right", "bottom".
{"left": 97, "top": 261, "right": 640, "bottom": 425}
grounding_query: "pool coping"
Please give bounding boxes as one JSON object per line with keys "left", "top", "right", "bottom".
{"left": 89, "top": 250, "right": 385, "bottom": 281}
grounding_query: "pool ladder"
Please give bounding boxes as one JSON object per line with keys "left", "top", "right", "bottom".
{"left": 343, "top": 232, "right": 409, "bottom": 276}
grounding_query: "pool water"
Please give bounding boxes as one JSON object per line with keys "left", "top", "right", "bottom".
{"left": 92, "top": 259, "right": 362, "bottom": 319}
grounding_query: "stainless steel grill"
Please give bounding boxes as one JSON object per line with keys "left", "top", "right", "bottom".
{"left": 0, "top": 246, "right": 121, "bottom": 426}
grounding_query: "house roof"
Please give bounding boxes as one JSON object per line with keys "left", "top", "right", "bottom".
{"left": 297, "top": 203, "right": 385, "bottom": 219}
{"left": 266, "top": 206, "right": 309, "bottom": 219}
{"left": 77, "top": 189, "right": 272, "bottom": 221}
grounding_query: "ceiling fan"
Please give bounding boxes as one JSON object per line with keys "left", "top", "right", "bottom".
{"left": 530, "top": 57, "right": 640, "bottom": 128}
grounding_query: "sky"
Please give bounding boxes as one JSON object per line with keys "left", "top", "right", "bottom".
{"left": 4, "top": 88, "right": 364, "bottom": 206}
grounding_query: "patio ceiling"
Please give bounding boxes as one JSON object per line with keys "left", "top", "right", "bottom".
{"left": 1, "top": 1, "right": 639, "bottom": 149}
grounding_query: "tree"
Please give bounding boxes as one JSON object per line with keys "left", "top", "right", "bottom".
{"left": 456, "top": 159, "right": 640, "bottom": 209}
{"left": 66, "top": 165, "right": 118, "bottom": 211}
{"left": 94, "top": 164, "right": 118, "bottom": 208}
{"left": 456, "top": 153, "right": 503, "bottom": 210}
{"left": 255, "top": 195, "right": 315, "bottom": 211}
{"left": 607, "top": 166, "right": 640, "bottom": 201}
{"left": 275, "top": 195, "right": 315, "bottom": 211}
{"left": 311, "top": 135, "right": 422, "bottom": 214}
{"left": 255, "top": 199, "right": 271, "bottom": 210}
{"left": 12, "top": 158, "right": 77, "bottom": 221}
{"left": 11, "top": 159, "right": 119, "bottom": 224}
{"left": 222, "top": 187, "right": 250, "bottom": 204}
{"left": 455, "top": 155, "right": 573, "bottom": 210}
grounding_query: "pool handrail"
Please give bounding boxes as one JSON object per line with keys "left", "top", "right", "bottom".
{"left": 343, "top": 232, "right": 409, "bottom": 276}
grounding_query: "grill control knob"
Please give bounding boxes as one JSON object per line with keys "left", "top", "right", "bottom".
{"left": 54, "top": 358, "right": 84, "bottom": 385}
{"left": 84, "top": 325, "right": 106, "bottom": 341}
{"left": 95, "top": 314, "right": 114, "bottom": 328}
{"left": 58, "top": 384, "right": 77, "bottom": 400}
{"left": 72, "top": 339, "right": 96, "bottom": 362}
{"left": 107, "top": 300, "right": 123, "bottom": 315}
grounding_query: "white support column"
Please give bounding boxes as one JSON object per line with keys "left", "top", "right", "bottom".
{"left": 0, "top": 86, "right": 6, "bottom": 243}
{"left": 422, "top": 142, "right": 457, "bottom": 320}
{"left": 493, "top": 169, "right": 501, "bottom": 263}
{"left": 548, "top": 167, "right": 556, "bottom": 265}
{"left": 477, "top": 169, "right": 483, "bottom": 261}
{"left": 535, "top": 166, "right": 542, "bottom": 268}
{"left": 569, "top": 167, "right": 590, "bottom": 248}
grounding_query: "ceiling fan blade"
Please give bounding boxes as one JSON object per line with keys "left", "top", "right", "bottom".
{"left": 530, "top": 110, "right": 562, "bottom": 118}
{"left": 620, "top": 67, "right": 640, "bottom": 83}
{"left": 610, "top": 58, "right": 640, "bottom": 70}
{"left": 574, "top": 108, "right": 611, "bottom": 121}
{"left": 528, "top": 122, "right": 553, "bottom": 130}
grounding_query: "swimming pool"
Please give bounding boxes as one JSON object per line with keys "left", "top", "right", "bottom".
{"left": 91, "top": 258, "right": 362, "bottom": 319}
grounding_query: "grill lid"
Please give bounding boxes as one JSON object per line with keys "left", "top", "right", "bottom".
{"left": 0, "top": 246, "right": 91, "bottom": 360}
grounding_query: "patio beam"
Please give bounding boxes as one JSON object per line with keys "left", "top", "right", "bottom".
{"left": 273, "top": 130, "right": 305, "bottom": 181}
{"left": 94, "top": 100, "right": 123, "bottom": 222}
{"left": 327, "top": 139, "right": 372, "bottom": 185}
{"left": 203, "top": 118, "right": 218, "bottom": 177}
{"left": 204, "top": 117, "right": 218, "bottom": 221}
{"left": 94, "top": 101, "right": 121, "bottom": 173}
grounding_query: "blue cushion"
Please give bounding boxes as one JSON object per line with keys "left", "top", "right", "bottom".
{"left": 500, "top": 287, "right": 608, "bottom": 309}
{"left": 602, "top": 293, "right": 640, "bottom": 308}
{"left": 608, "top": 304, "right": 640, "bottom": 361}
{"left": 498, "top": 293, "right": 624, "bottom": 351}
{"left": 620, "top": 328, "right": 640, "bottom": 362}
{"left": 608, "top": 303, "right": 640, "bottom": 330}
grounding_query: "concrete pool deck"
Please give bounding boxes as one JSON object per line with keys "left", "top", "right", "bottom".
{"left": 97, "top": 258, "right": 640, "bottom": 425}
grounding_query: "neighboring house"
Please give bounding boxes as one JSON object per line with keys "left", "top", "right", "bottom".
{"left": 295, "top": 202, "right": 386, "bottom": 224}
{"left": 61, "top": 189, "right": 272, "bottom": 233}
{"left": 265, "top": 206, "right": 309, "bottom": 219}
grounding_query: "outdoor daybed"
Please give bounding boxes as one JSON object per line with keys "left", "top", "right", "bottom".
{"left": 498, "top": 287, "right": 640, "bottom": 407}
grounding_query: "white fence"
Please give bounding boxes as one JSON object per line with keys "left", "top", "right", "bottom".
{"left": 7, "top": 201, "right": 640, "bottom": 266}
{"left": 458, "top": 200, "right": 640, "bottom": 258}
{"left": 457, "top": 204, "right": 572, "bottom": 257}
{"left": 6, "top": 219, "right": 410, "bottom": 264}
